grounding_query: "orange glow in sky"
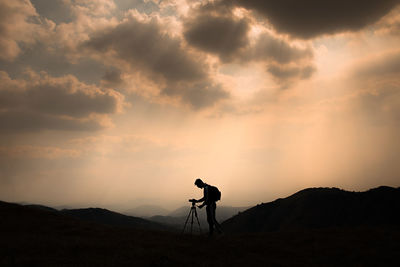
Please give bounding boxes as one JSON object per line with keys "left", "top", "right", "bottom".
{"left": 0, "top": 0, "right": 399, "bottom": 211}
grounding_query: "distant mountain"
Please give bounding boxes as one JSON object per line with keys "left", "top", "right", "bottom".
{"left": 168, "top": 205, "right": 189, "bottom": 217}
{"left": 60, "top": 208, "right": 169, "bottom": 231}
{"left": 222, "top": 186, "right": 400, "bottom": 233}
{"left": 123, "top": 205, "right": 170, "bottom": 217}
{"left": 0, "top": 200, "right": 79, "bottom": 233}
{"left": 1, "top": 200, "right": 170, "bottom": 231}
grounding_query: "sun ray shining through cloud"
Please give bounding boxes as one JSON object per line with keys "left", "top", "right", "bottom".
{"left": 0, "top": 0, "right": 399, "bottom": 210}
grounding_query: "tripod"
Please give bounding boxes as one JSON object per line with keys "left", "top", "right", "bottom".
{"left": 181, "top": 201, "right": 202, "bottom": 235}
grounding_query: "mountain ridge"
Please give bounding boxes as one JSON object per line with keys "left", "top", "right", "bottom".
{"left": 0, "top": 200, "right": 170, "bottom": 231}
{"left": 221, "top": 186, "right": 400, "bottom": 233}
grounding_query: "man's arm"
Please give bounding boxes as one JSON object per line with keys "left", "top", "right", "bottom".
{"left": 188, "top": 197, "right": 204, "bottom": 203}
{"left": 197, "top": 186, "right": 208, "bottom": 208}
{"left": 190, "top": 187, "right": 207, "bottom": 208}
{"left": 195, "top": 197, "right": 205, "bottom": 203}
{"left": 188, "top": 198, "right": 205, "bottom": 208}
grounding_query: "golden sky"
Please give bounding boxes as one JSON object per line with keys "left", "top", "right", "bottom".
{"left": 0, "top": 0, "right": 400, "bottom": 210}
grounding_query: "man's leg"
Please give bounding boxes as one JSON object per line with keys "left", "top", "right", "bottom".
{"left": 212, "top": 203, "right": 223, "bottom": 233}
{"left": 206, "top": 205, "right": 214, "bottom": 235}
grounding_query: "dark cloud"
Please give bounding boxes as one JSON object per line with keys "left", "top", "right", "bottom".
{"left": 375, "top": 7, "right": 400, "bottom": 35}
{"left": 163, "top": 82, "right": 230, "bottom": 109}
{"left": 241, "top": 32, "right": 316, "bottom": 87}
{"left": 85, "top": 17, "right": 206, "bottom": 82}
{"left": 31, "top": 0, "right": 73, "bottom": 24}
{"left": 182, "top": 1, "right": 250, "bottom": 61}
{"left": 0, "top": 110, "right": 105, "bottom": 133}
{"left": 27, "top": 82, "right": 120, "bottom": 118}
{"left": 84, "top": 15, "right": 229, "bottom": 108}
{"left": 0, "top": 71, "right": 123, "bottom": 133}
{"left": 0, "top": 42, "right": 113, "bottom": 86}
{"left": 230, "top": 0, "right": 400, "bottom": 39}
{"left": 248, "top": 34, "right": 314, "bottom": 64}
{"left": 183, "top": 10, "right": 250, "bottom": 61}
{"left": 181, "top": 1, "right": 315, "bottom": 86}
{"left": 267, "top": 63, "right": 316, "bottom": 86}
{"left": 382, "top": 21, "right": 400, "bottom": 35}
{"left": 101, "top": 69, "right": 124, "bottom": 87}
{"left": 242, "top": 32, "right": 315, "bottom": 85}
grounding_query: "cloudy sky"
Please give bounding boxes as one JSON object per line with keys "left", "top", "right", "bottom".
{"left": 1, "top": 0, "right": 400, "bottom": 211}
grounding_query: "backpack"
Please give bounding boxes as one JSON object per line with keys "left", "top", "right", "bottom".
{"left": 208, "top": 185, "right": 221, "bottom": 202}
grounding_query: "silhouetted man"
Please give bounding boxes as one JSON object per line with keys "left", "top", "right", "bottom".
{"left": 191, "top": 178, "right": 222, "bottom": 236}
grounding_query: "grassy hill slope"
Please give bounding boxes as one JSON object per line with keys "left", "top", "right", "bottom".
{"left": 1, "top": 197, "right": 400, "bottom": 266}
{"left": 222, "top": 186, "right": 400, "bottom": 233}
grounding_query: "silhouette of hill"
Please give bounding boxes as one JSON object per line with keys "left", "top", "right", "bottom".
{"left": 1, "top": 194, "right": 400, "bottom": 266}
{"left": 60, "top": 208, "right": 169, "bottom": 231}
{"left": 2, "top": 201, "right": 169, "bottom": 231}
{"left": 222, "top": 186, "right": 400, "bottom": 233}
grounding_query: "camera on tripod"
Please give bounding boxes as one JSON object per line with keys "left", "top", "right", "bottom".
{"left": 182, "top": 199, "right": 201, "bottom": 235}
{"left": 188, "top": 199, "right": 197, "bottom": 206}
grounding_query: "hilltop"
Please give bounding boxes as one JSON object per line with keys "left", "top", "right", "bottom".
{"left": 222, "top": 186, "right": 400, "bottom": 233}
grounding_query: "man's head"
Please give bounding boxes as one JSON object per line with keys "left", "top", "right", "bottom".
{"left": 194, "top": 178, "right": 205, "bottom": 188}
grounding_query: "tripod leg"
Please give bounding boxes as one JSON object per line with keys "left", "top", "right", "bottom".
{"left": 190, "top": 208, "right": 194, "bottom": 235}
{"left": 193, "top": 208, "right": 202, "bottom": 234}
{"left": 181, "top": 208, "right": 192, "bottom": 235}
